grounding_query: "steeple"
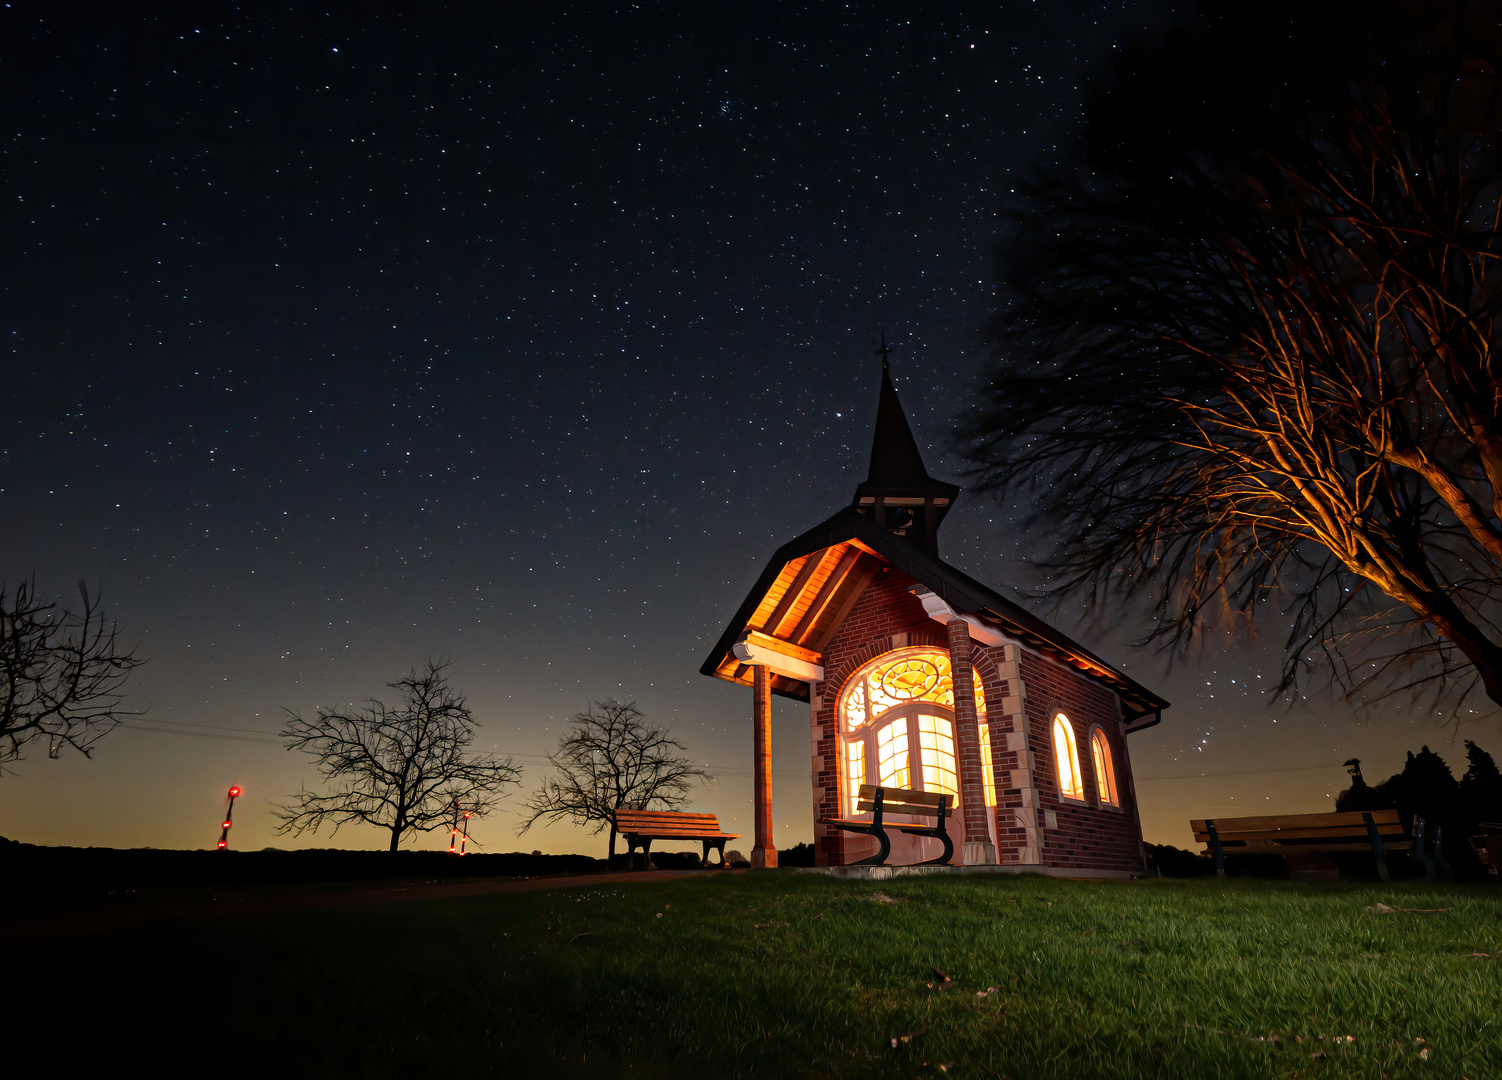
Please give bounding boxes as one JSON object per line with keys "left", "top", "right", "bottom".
{"left": 852, "top": 339, "right": 960, "bottom": 557}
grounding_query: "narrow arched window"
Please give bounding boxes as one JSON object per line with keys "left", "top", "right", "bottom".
{"left": 1090, "top": 727, "right": 1118, "bottom": 807}
{"left": 1052, "top": 713, "right": 1084, "bottom": 801}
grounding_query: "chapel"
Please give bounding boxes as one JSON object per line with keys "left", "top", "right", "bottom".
{"left": 701, "top": 356, "right": 1169, "bottom": 875}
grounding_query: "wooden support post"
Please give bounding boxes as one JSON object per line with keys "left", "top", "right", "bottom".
{"left": 947, "top": 619, "right": 996, "bottom": 865}
{"left": 751, "top": 664, "right": 777, "bottom": 868}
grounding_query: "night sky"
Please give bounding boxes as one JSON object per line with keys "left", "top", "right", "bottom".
{"left": 4, "top": 3, "right": 1491, "bottom": 856}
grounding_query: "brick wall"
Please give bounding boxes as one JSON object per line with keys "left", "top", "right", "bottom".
{"left": 810, "top": 566, "right": 943, "bottom": 866}
{"left": 1016, "top": 649, "right": 1146, "bottom": 874}
{"left": 807, "top": 562, "right": 1145, "bottom": 874}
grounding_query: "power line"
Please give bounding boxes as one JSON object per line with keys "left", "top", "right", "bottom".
{"left": 116, "top": 721, "right": 1350, "bottom": 787}
{"left": 1138, "top": 762, "right": 1348, "bottom": 781}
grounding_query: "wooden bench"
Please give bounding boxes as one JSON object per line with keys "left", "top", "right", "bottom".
{"left": 817, "top": 784, "right": 954, "bottom": 866}
{"left": 1191, "top": 810, "right": 1447, "bottom": 882}
{"left": 1470, "top": 822, "right": 1502, "bottom": 879}
{"left": 613, "top": 809, "right": 739, "bottom": 870}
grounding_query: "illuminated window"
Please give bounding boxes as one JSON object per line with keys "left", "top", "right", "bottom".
{"left": 916, "top": 714, "right": 957, "bottom": 798}
{"left": 1091, "top": 727, "right": 1118, "bottom": 807}
{"left": 1053, "top": 713, "right": 1084, "bottom": 801}
{"left": 838, "top": 648, "right": 985, "bottom": 814}
{"left": 842, "top": 679, "right": 867, "bottom": 731}
{"left": 876, "top": 720, "right": 911, "bottom": 789}
{"left": 841, "top": 649, "right": 957, "bottom": 730}
{"left": 846, "top": 740, "right": 865, "bottom": 814}
{"left": 975, "top": 674, "right": 996, "bottom": 807}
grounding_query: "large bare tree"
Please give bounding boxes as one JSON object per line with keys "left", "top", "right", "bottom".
{"left": 0, "top": 578, "right": 144, "bottom": 767}
{"left": 277, "top": 660, "right": 519, "bottom": 853}
{"left": 518, "top": 699, "right": 708, "bottom": 860}
{"left": 965, "top": 2, "right": 1502, "bottom": 714}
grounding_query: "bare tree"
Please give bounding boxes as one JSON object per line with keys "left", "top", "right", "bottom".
{"left": 0, "top": 578, "right": 144, "bottom": 768}
{"left": 965, "top": 3, "right": 1502, "bottom": 715}
{"left": 518, "top": 699, "right": 709, "bottom": 860}
{"left": 276, "top": 660, "right": 519, "bottom": 853}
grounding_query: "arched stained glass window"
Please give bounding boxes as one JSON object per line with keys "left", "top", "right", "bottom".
{"left": 1052, "top": 713, "right": 1085, "bottom": 801}
{"left": 1091, "top": 727, "right": 1118, "bottom": 807}
{"left": 838, "top": 648, "right": 988, "bottom": 815}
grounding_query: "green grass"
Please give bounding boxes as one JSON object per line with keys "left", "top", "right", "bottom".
{"left": 29, "top": 873, "right": 1502, "bottom": 1077}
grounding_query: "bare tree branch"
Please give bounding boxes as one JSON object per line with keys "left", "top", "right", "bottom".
{"left": 518, "top": 699, "right": 709, "bottom": 859}
{"left": 963, "top": 5, "right": 1502, "bottom": 718}
{"left": 276, "top": 659, "right": 520, "bottom": 852}
{"left": 0, "top": 578, "right": 145, "bottom": 768}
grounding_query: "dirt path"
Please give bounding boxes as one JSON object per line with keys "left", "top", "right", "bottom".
{"left": 13, "top": 867, "right": 745, "bottom": 940}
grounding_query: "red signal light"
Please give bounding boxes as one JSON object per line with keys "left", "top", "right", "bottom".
{"left": 228, "top": 786, "right": 241, "bottom": 798}
{"left": 222, "top": 821, "right": 233, "bottom": 830}
{"left": 217, "top": 840, "right": 227, "bottom": 849}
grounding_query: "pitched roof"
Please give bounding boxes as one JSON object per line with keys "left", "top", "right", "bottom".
{"left": 857, "top": 361, "right": 956, "bottom": 494}
{"left": 700, "top": 506, "right": 1168, "bottom": 728}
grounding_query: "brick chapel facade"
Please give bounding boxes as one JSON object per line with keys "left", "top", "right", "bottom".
{"left": 701, "top": 359, "right": 1168, "bottom": 876}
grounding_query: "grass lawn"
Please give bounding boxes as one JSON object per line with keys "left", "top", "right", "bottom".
{"left": 30, "top": 872, "right": 1501, "bottom": 1078}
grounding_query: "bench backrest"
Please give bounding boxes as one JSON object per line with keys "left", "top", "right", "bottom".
{"left": 613, "top": 809, "right": 725, "bottom": 835}
{"left": 1191, "top": 809, "right": 1403, "bottom": 845}
{"left": 856, "top": 784, "right": 952, "bottom": 819}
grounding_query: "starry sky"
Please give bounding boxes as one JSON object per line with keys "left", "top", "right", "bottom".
{"left": 3, "top": 2, "right": 1494, "bottom": 856}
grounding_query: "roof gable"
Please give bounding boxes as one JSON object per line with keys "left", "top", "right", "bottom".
{"left": 700, "top": 506, "right": 1168, "bottom": 725}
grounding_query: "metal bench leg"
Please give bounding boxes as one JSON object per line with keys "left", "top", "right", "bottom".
{"left": 1411, "top": 816, "right": 1435, "bottom": 881}
{"left": 702, "top": 839, "right": 727, "bottom": 868}
{"left": 1431, "top": 823, "right": 1452, "bottom": 878}
{"left": 1363, "top": 812, "right": 1392, "bottom": 883}
{"left": 634, "top": 837, "right": 654, "bottom": 871}
{"left": 852, "top": 790, "right": 890, "bottom": 866}
{"left": 915, "top": 798, "right": 954, "bottom": 865}
{"left": 1206, "top": 820, "right": 1225, "bottom": 879}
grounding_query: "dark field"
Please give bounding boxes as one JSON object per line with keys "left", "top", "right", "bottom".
{"left": 14, "top": 866, "right": 1502, "bottom": 1078}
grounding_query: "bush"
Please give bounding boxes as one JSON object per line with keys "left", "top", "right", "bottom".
{"left": 647, "top": 850, "right": 703, "bottom": 870}
{"left": 778, "top": 842, "right": 815, "bottom": 866}
{"left": 1144, "top": 843, "right": 1214, "bottom": 878}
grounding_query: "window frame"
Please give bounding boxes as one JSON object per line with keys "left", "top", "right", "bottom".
{"left": 1051, "top": 712, "right": 1087, "bottom": 805}
{"left": 837, "top": 648, "right": 972, "bottom": 818}
{"left": 1088, "top": 724, "right": 1122, "bottom": 811}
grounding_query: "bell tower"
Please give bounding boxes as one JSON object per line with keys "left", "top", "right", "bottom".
{"left": 851, "top": 339, "right": 960, "bottom": 557}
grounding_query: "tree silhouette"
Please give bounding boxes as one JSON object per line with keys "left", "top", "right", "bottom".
{"left": 965, "top": 1, "right": 1502, "bottom": 712}
{"left": 1461, "top": 739, "right": 1502, "bottom": 824}
{"left": 276, "top": 660, "right": 519, "bottom": 853}
{"left": 518, "top": 699, "right": 709, "bottom": 860}
{"left": 0, "top": 578, "right": 144, "bottom": 768}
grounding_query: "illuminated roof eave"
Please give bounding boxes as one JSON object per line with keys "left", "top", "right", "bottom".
{"left": 700, "top": 506, "right": 1171, "bottom": 720}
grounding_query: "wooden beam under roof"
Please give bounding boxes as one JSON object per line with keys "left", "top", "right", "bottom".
{"left": 807, "top": 557, "right": 879, "bottom": 652}
{"left": 752, "top": 551, "right": 825, "bottom": 638}
{"left": 784, "top": 545, "right": 862, "bottom": 647}
{"left": 740, "top": 630, "right": 823, "bottom": 666}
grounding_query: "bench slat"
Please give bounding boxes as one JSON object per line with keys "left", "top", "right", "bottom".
{"left": 1211, "top": 840, "right": 1414, "bottom": 854}
{"left": 1190, "top": 810, "right": 1400, "bottom": 832}
{"left": 856, "top": 800, "right": 943, "bottom": 817}
{"left": 1193, "top": 825, "right": 1404, "bottom": 843}
{"left": 613, "top": 810, "right": 739, "bottom": 844}
{"left": 858, "top": 784, "right": 949, "bottom": 807}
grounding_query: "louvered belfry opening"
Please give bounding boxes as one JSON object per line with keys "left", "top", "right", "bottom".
{"left": 850, "top": 359, "right": 959, "bottom": 559}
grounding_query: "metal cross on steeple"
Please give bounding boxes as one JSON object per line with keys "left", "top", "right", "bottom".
{"left": 873, "top": 330, "right": 895, "bottom": 372}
